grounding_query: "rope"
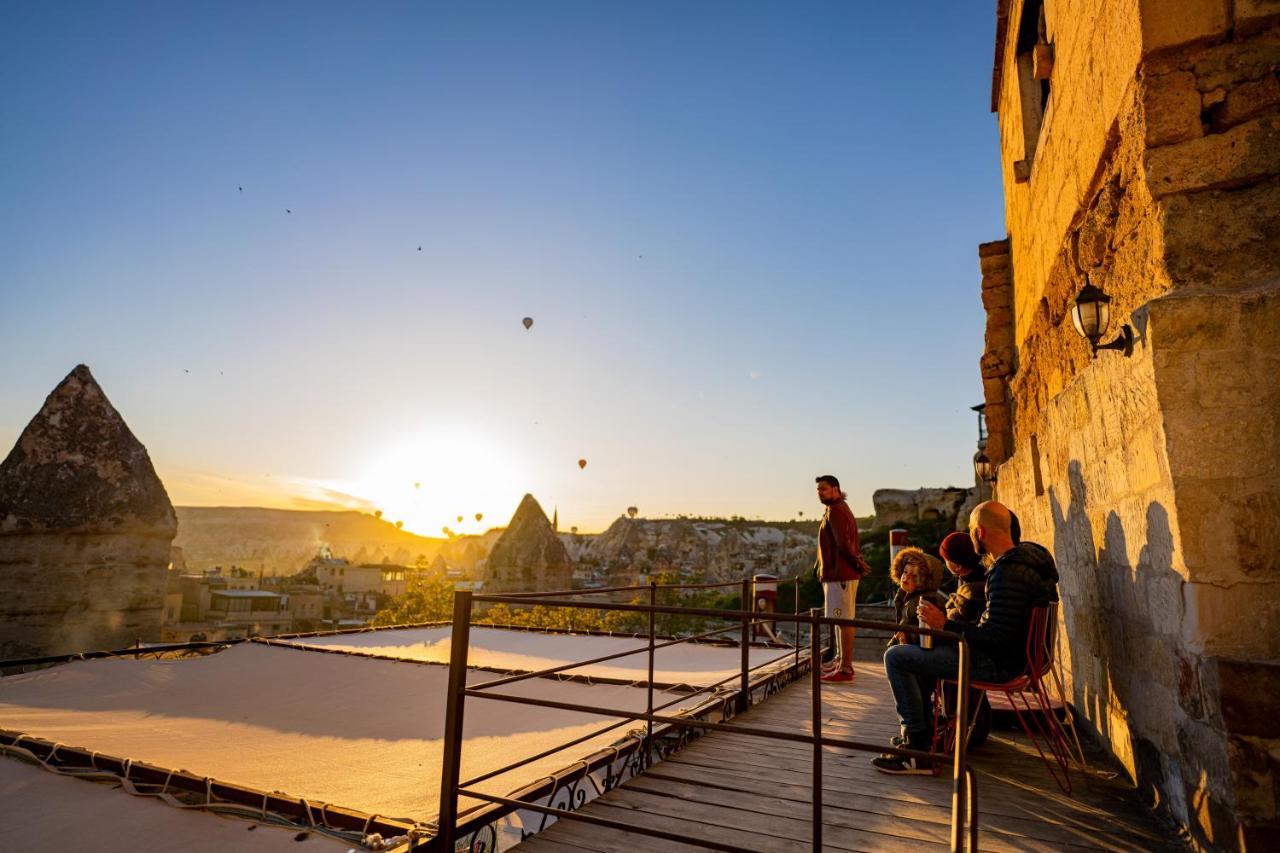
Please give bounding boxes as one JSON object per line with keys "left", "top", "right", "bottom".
{"left": 0, "top": 737, "right": 375, "bottom": 847}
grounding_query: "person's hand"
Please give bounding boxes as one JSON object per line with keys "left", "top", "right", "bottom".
{"left": 894, "top": 631, "right": 908, "bottom": 645}
{"left": 918, "top": 600, "right": 946, "bottom": 631}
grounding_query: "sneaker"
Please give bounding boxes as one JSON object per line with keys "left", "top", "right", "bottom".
{"left": 871, "top": 752, "right": 934, "bottom": 775}
{"left": 820, "top": 669, "right": 855, "bottom": 683}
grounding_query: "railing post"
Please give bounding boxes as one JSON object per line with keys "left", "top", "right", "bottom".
{"left": 738, "top": 578, "right": 750, "bottom": 714}
{"left": 793, "top": 578, "right": 800, "bottom": 675}
{"left": 950, "top": 637, "right": 972, "bottom": 852}
{"left": 436, "top": 590, "right": 473, "bottom": 852}
{"left": 809, "top": 607, "right": 823, "bottom": 852}
{"left": 646, "top": 580, "right": 656, "bottom": 768}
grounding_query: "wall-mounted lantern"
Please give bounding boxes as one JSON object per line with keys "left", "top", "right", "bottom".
{"left": 1071, "top": 276, "right": 1134, "bottom": 357}
{"left": 974, "top": 451, "right": 995, "bottom": 484}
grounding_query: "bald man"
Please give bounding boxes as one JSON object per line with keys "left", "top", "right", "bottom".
{"left": 872, "top": 500, "right": 1059, "bottom": 775}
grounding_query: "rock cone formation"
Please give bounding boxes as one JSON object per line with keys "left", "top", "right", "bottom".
{"left": 0, "top": 365, "right": 177, "bottom": 659}
{"left": 484, "top": 494, "right": 572, "bottom": 592}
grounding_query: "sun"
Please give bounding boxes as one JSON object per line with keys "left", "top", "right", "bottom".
{"left": 344, "top": 429, "right": 530, "bottom": 536}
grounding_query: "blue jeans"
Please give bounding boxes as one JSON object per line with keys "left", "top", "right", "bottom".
{"left": 883, "top": 642, "right": 1005, "bottom": 737}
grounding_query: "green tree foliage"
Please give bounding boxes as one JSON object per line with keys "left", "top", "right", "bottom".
{"left": 370, "top": 575, "right": 456, "bottom": 625}
{"left": 649, "top": 571, "right": 739, "bottom": 637}
{"left": 477, "top": 603, "right": 643, "bottom": 633}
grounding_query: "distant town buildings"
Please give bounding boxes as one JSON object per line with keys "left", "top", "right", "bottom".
{"left": 160, "top": 556, "right": 413, "bottom": 641}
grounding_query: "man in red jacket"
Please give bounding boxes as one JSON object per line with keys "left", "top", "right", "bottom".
{"left": 815, "top": 475, "right": 868, "bottom": 683}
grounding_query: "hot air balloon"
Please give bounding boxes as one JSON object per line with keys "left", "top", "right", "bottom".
{"left": 475, "top": 513, "right": 483, "bottom": 522}
{"left": 578, "top": 459, "right": 587, "bottom": 470}
{"left": 395, "top": 520, "right": 404, "bottom": 530}
{"left": 798, "top": 511, "right": 804, "bottom": 517}
{"left": 456, "top": 515, "right": 464, "bottom": 523}
{"left": 414, "top": 482, "right": 421, "bottom": 489}
{"left": 570, "top": 526, "right": 578, "bottom": 535}
{"left": 627, "top": 506, "right": 638, "bottom": 519}
{"left": 522, "top": 317, "right": 533, "bottom": 330}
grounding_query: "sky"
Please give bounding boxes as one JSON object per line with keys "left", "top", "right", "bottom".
{"left": 0, "top": 1, "right": 1005, "bottom": 535}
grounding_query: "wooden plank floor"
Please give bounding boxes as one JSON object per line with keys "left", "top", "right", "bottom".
{"left": 515, "top": 661, "right": 1181, "bottom": 852}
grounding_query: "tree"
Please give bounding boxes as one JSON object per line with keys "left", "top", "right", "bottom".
{"left": 370, "top": 575, "right": 456, "bottom": 625}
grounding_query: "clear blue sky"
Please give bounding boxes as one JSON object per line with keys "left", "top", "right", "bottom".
{"left": 0, "top": 1, "right": 1005, "bottom": 534}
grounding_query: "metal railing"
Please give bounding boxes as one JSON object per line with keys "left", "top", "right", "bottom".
{"left": 430, "top": 580, "right": 979, "bottom": 852}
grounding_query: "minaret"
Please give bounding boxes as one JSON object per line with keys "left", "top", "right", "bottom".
{"left": 552, "top": 507, "right": 559, "bottom": 532}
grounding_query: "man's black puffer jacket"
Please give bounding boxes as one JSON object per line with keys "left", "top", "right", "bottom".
{"left": 943, "top": 542, "right": 1059, "bottom": 678}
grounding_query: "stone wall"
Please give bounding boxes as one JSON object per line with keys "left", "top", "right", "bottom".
{"left": 996, "top": 0, "right": 1145, "bottom": 344}
{"left": 984, "top": 4, "right": 1280, "bottom": 848}
{"left": 979, "top": 239, "right": 1015, "bottom": 465}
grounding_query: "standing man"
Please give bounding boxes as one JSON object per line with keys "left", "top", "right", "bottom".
{"left": 815, "top": 475, "right": 868, "bottom": 683}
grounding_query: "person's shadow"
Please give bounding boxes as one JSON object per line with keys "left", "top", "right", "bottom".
{"left": 1051, "top": 459, "right": 1200, "bottom": 820}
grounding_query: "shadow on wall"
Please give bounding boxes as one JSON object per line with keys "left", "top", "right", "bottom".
{"left": 1049, "top": 460, "right": 1199, "bottom": 827}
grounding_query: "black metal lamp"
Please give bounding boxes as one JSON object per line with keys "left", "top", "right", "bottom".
{"left": 974, "top": 451, "right": 995, "bottom": 484}
{"left": 1071, "top": 277, "right": 1133, "bottom": 356}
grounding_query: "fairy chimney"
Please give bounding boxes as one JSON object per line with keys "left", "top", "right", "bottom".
{"left": 0, "top": 365, "right": 177, "bottom": 659}
{"left": 484, "top": 494, "right": 572, "bottom": 592}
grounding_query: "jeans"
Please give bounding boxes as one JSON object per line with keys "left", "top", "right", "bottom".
{"left": 883, "top": 642, "right": 1005, "bottom": 737}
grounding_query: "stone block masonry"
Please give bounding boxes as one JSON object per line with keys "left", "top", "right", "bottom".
{"left": 982, "top": 4, "right": 1280, "bottom": 848}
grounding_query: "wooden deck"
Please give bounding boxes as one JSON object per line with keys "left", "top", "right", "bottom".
{"left": 514, "top": 661, "right": 1180, "bottom": 852}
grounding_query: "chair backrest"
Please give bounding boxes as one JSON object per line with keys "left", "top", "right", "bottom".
{"left": 1024, "top": 603, "right": 1057, "bottom": 680}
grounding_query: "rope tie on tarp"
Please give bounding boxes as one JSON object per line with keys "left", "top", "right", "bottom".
{"left": 0, "top": 732, "right": 372, "bottom": 846}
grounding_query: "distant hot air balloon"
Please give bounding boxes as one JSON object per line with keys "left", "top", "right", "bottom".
{"left": 475, "top": 513, "right": 483, "bottom": 522}
{"left": 627, "top": 506, "right": 638, "bottom": 519}
{"left": 374, "top": 510, "right": 383, "bottom": 520}
{"left": 570, "top": 526, "right": 578, "bottom": 535}
{"left": 522, "top": 317, "right": 533, "bottom": 330}
{"left": 414, "top": 482, "right": 421, "bottom": 489}
{"left": 578, "top": 459, "right": 587, "bottom": 470}
{"left": 456, "top": 515, "right": 464, "bottom": 523}
{"left": 798, "top": 511, "right": 804, "bottom": 517}
{"left": 395, "top": 520, "right": 404, "bottom": 530}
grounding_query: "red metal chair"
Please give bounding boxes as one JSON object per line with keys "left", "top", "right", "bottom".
{"left": 933, "top": 603, "right": 1075, "bottom": 795}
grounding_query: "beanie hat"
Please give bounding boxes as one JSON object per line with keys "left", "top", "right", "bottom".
{"left": 940, "top": 531, "right": 982, "bottom": 571}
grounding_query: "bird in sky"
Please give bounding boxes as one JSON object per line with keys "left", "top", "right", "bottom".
{"left": 286, "top": 209, "right": 292, "bottom": 214}
{"left": 238, "top": 186, "right": 242, "bottom": 192}
{"left": 417, "top": 246, "right": 422, "bottom": 251}
{"left": 183, "top": 369, "right": 189, "bottom": 374}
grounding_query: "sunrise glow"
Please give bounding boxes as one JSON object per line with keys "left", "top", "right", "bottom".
{"left": 338, "top": 429, "right": 531, "bottom": 536}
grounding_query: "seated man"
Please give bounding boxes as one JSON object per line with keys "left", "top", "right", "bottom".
{"left": 872, "top": 500, "right": 1059, "bottom": 775}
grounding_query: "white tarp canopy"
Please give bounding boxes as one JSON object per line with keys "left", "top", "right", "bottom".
{"left": 0, "top": 757, "right": 353, "bottom": 853}
{"left": 0, "top": 639, "right": 740, "bottom": 824}
{"left": 281, "top": 626, "right": 793, "bottom": 685}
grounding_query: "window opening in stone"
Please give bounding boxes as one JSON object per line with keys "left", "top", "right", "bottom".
{"left": 1012, "top": 0, "right": 1052, "bottom": 183}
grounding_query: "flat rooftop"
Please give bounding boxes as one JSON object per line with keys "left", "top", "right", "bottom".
{"left": 0, "top": 626, "right": 795, "bottom": 849}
